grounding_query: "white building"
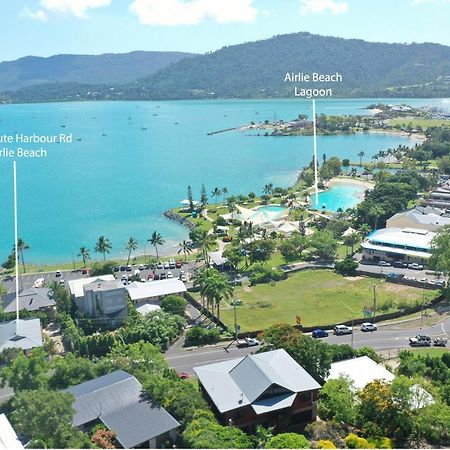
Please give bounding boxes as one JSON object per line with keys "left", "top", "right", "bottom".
{"left": 387, "top": 206, "right": 450, "bottom": 232}
{"left": 361, "top": 227, "right": 435, "bottom": 265}
{"left": 126, "top": 279, "right": 187, "bottom": 306}
{"left": 0, "top": 414, "right": 24, "bottom": 450}
{"left": 68, "top": 275, "right": 115, "bottom": 300}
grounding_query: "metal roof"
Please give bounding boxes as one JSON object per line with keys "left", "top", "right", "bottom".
{"left": 2, "top": 288, "right": 55, "bottom": 313}
{"left": 194, "top": 349, "right": 321, "bottom": 414}
{"left": 65, "top": 370, "right": 179, "bottom": 447}
{"left": 0, "top": 414, "right": 24, "bottom": 450}
{"left": 68, "top": 275, "right": 115, "bottom": 298}
{"left": 0, "top": 319, "right": 43, "bottom": 352}
{"left": 126, "top": 279, "right": 186, "bottom": 302}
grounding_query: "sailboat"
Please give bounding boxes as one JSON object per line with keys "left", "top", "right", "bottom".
{"left": 141, "top": 121, "right": 147, "bottom": 131}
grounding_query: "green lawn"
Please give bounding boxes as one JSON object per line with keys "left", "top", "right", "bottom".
{"left": 219, "top": 270, "right": 439, "bottom": 332}
{"left": 388, "top": 118, "right": 450, "bottom": 130}
{"left": 410, "top": 348, "right": 449, "bottom": 358}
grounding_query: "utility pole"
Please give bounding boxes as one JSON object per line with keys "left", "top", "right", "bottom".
{"left": 233, "top": 299, "right": 238, "bottom": 341}
{"left": 373, "top": 284, "right": 377, "bottom": 323}
{"left": 341, "top": 301, "right": 355, "bottom": 349}
{"left": 420, "top": 289, "right": 425, "bottom": 329}
{"left": 313, "top": 99, "right": 319, "bottom": 206}
{"left": 13, "top": 161, "right": 20, "bottom": 336}
{"left": 229, "top": 419, "right": 233, "bottom": 449}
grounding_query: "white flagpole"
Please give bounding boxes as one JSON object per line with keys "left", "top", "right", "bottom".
{"left": 313, "top": 99, "right": 319, "bottom": 205}
{"left": 13, "top": 161, "right": 20, "bottom": 334}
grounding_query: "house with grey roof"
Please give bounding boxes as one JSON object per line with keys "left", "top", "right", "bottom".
{"left": 194, "top": 349, "right": 321, "bottom": 432}
{"left": 387, "top": 206, "right": 450, "bottom": 232}
{"left": 2, "top": 288, "right": 55, "bottom": 314}
{"left": 0, "top": 318, "right": 43, "bottom": 353}
{"left": 65, "top": 370, "right": 179, "bottom": 449}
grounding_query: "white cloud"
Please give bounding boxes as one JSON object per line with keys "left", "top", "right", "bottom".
{"left": 19, "top": 6, "right": 48, "bottom": 21}
{"left": 300, "top": 0, "right": 349, "bottom": 15}
{"left": 129, "top": 0, "right": 258, "bottom": 26}
{"left": 39, "top": 0, "right": 112, "bottom": 19}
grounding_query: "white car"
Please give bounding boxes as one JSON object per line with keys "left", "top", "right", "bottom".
{"left": 361, "top": 322, "right": 377, "bottom": 332}
{"left": 33, "top": 277, "right": 45, "bottom": 288}
{"left": 408, "top": 263, "right": 424, "bottom": 270}
{"left": 378, "top": 261, "right": 391, "bottom": 267}
{"left": 164, "top": 262, "right": 170, "bottom": 269}
{"left": 138, "top": 264, "right": 145, "bottom": 270}
{"left": 134, "top": 269, "right": 141, "bottom": 276}
{"left": 55, "top": 270, "right": 62, "bottom": 277}
{"left": 333, "top": 325, "right": 353, "bottom": 335}
{"left": 167, "top": 271, "right": 173, "bottom": 279}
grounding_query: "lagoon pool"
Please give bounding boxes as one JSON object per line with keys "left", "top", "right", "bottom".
{"left": 311, "top": 184, "right": 368, "bottom": 212}
{"left": 255, "top": 205, "right": 286, "bottom": 212}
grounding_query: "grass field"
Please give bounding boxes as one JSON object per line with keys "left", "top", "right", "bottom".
{"left": 388, "top": 118, "right": 450, "bottom": 130}
{"left": 219, "top": 270, "right": 439, "bottom": 332}
{"left": 410, "top": 348, "right": 449, "bottom": 358}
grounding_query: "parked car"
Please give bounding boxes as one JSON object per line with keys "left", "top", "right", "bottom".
{"left": 433, "top": 337, "right": 448, "bottom": 347}
{"left": 237, "top": 337, "right": 260, "bottom": 348}
{"left": 153, "top": 274, "right": 160, "bottom": 280}
{"left": 33, "top": 278, "right": 45, "bottom": 288}
{"left": 408, "top": 263, "right": 424, "bottom": 270}
{"left": 312, "top": 329, "right": 329, "bottom": 338}
{"left": 361, "top": 322, "right": 377, "bottom": 332}
{"left": 55, "top": 270, "right": 62, "bottom": 277}
{"left": 180, "top": 274, "right": 187, "bottom": 282}
{"left": 119, "top": 266, "right": 126, "bottom": 272}
{"left": 436, "top": 280, "right": 446, "bottom": 287}
{"left": 164, "top": 262, "right": 170, "bottom": 269}
{"left": 378, "top": 261, "right": 391, "bottom": 267}
{"left": 167, "top": 271, "right": 173, "bottom": 279}
{"left": 157, "top": 262, "right": 163, "bottom": 269}
{"left": 409, "top": 335, "right": 431, "bottom": 347}
{"left": 333, "top": 325, "right": 353, "bottom": 335}
{"left": 138, "top": 264, "right": 145, "bottom": 270}
{"left": 113, "top": 266, "right": 120, "bottom": 272}
{"left": 160, "top": 273, "right": 167, "bottom": 279}
{"left": 81, "top": 268, "right": 89, "bottom": 275}
{"left": 392, "top": 261, "right": 408, "bottom": 268}
{"left": 147, "top": 273, "right": 154, "bottom": 280}
{"left": 169, "top": 259, "right": 176, "bottom": 269}
{"left": 134, "top": 269, "right": 140, "bottom": 276}
{"left": 175, "top": 261, "right": 182, "bottom": 268}
{"left": 178, "top": 372, "right": 191, "bottom": 379}
{"left": 59, "top": 280, "right": 65, "bottom": 286}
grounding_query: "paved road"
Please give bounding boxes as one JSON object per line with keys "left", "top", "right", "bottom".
{"left": 165, "top": 315, "right": 450, "bottom": 375}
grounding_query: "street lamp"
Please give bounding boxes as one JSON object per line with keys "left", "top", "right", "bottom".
{"left": 340, "top": 301, "right": 355, "bottom": 349}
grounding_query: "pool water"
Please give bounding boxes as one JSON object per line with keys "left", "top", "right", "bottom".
{"left": 255, "top": 205, "right": 286, "bottom": 212}
{"left": 311, "top": 184, "right": 368, "bottom": 212}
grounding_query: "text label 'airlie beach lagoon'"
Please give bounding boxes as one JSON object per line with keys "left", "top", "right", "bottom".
{"left": 284, "top": 71, "right": 343, "bottom": 98}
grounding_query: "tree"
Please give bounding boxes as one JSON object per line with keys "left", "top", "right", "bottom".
{"left": 196, "top": 229, "right": 216, "bottom": 263}
{"left": 222, "top": 186, "right": 228, "bottom": 205}
{"left": 437, "top": 155, "right": 450, "bottom": 174}
{"left": 17, "top": 238, "right": 30, "bottom": 273}
{"left": 309, "top": 231, "right": 338, "bottom": 260}
{"left": 95, "top": 236, "right": 112, "bottom": 260}
{"left": 368, "top": 204, "right": 385, "bottom": 230}
{"left": 265, "top": 433, "right": 309, "bottom": 449}
{"left": 160, "top": 294, "right": 187, "bottom": 317}
{"left": 1, "top": 348, "right": 49, "bottom": 392}
{"left": 10, "top": 389, "right": 92, "bottom": 449}
{"left": 429, "top": 225, "right": 450, "bottom": 276}
{"left": 78, "top": 246, "right": 91, "bottom": 267}
{"left": 334, "top": 258, "right": 358, "bottom": 276}
{"left": 200, "top": 183, "right": 209, "bottom": 208}
{"left": 279, "top": 233, "right": 308, "bottom": 262}
{"left": 211, "top": 187, "right": 222, "bottom": 204}
{"left": 48, "top": 352, "right": 97, "bottom": 389}
{"left": 357, "top": 151, "right": 365, "bottom": 167}
{"left": 148, "top": 231, "right": 165, "bottom": 260}
{"left": 125, "top": 237, "right": 138, "bottom": 265}
{"left": 178, "top": 239, "right": 193, "bottom": 261}
{"left": 318, "top": 377, "right": 356, "bottom": 424}
{"left": 91, "top": 428, "right": 117, "bottom": 449}
{"left": 262, "top": 183, "right": 274, "bottom": 196}
{"left": 247, "top": 239, "right": 276, "bottom": 264}
{"left": 187, "top": 185, "right": 195, "bottom": 212}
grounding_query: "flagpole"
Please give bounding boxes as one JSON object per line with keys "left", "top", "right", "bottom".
{"left": 13, "top": 161, "right": 20, "bottom": 335}
{"left": 313, "top": 99, "right": 319, "bottom": 205}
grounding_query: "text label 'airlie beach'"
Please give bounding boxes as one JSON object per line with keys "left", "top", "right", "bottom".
{"left": 284, "top": 72, "right": 343, "bottom": 98}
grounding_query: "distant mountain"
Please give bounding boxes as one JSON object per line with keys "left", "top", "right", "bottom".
{"left": 1, "top": 33, "right": 449, "bottom": 103}
{"left": 0, "top": 51, "right": 195, "bottom": 92}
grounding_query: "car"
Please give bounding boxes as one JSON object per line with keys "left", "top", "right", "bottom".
{"left": 81, "top": 268, "right": 89, "bottom": 275}
{"left": 428, "top": 279, "right": 436, "bottom": 286}
{"left": 175, "top": 261, "right": 182, "bottom": 268}
{"left": 333, "top": 325, "right": 353, "bottom": 335}
{"left": 419, "top": 277, "right": 428, "bottom": 283}
{"left": 180, "top": 274, "right": 187, "bottom": 282}
{"left": 153, "top": 274, "right": 160, "bottom": 280}
{"left": 433, "top": 337, "right": 448, "bottom": 347}
{"left": 361, "top": 322, "right": 377, "bottom": 332}
{"left": 160, "top": 273, "right": 167, "bottom": 279}
{"left": 134, "top": 269, "right": 140, "bottom": 276}
{"left": 409, "top": 335, "right": 431, "bottom": 347}
{"left": 126, "top": 265, "right": 132, "bottom": 272}
{"left": 157, "top": 262, "right": 163, "bottom": 269}
{"left": 119, "top": 265, "right": 126, "bottom": 272}
{"left": 178, "top": 372, "right": 191, "bottom": 379}
{"left": 236, "top": 337, "right": 260, "bottom": 348}
{"left": 164, "top": 262, "right": 170, "bottom": 269}
{"left": 167, "top": 271, "right": 173, "bottom": 279}
{"left": 392, "top": 261, "right": 408, "bottom": 268}
{"left": 113, "top": 266, "right": 120, "bottom": 272}
{"left": 436, "top": 280, "right": 446, "bottom": 287}
{"left": 59, "top": 280, "right": 65, "bottom": 286}
{"left": 147, "top": 273, "right": 154, "bottom": 280}
{"left": 3, "top": 275, "right": 14, "bottom": 282}
{"left": 138, "top": 264, "right": 145, "bottom": 270}
{"left": 378, "top": 261, "right": 391, "bottom": 267}
{"left": 33, "top": 277, "right": 45, "bottom": 288}
{"left": 55, "top": 270, "right": 62, "bottom": 277}
{"left": 408, "top": 263, "right": 424, "bottom": 270}
{"left": 169, "top": 259, "right": 176, "bottom": 269}
{"left": 312, "top": 329, "right": 329, "bottom": 338}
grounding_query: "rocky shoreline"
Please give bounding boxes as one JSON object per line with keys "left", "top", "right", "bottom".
{"left": 163, "top": 209, "right": 197, "bottom": 231}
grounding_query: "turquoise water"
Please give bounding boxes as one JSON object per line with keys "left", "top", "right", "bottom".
{"left": 312, "top": 184, "right": 367, "bottom": 212}
{"left": 255, "top": 205, "right": 286, "bottom": 212}
{"left": 0, "top": 98, "right": 445, "bottom": 263}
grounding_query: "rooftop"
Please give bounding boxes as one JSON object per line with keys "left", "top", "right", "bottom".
{"left": 83, "top": 279, "right": 125, "bottom": 293}
{"left": 0, "top": 414, "right": 24, "bottom": 450}
{"left": 68, "top": 275, "right": 115, "bottom": 298}
{"left": 0, "top": 318, "right": 43, "bottom": 352}
{"left": 388, "top": 208, "right": 450, "bottom": 228}
{"left": 2, "top": 287, "right": 55, "bottom": 313}
{"left": 194, "top": 349, "right": 321, "bottom": 414}
{"left": 65, "top": 370, "right": 179, "bottom": 448}
{"left": 126, "top": 279, "right": 186, "bottom": 302}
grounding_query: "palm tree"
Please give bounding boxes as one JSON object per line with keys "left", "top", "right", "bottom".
{"left": 94, "top": 236, "right": 112, "bottom": 260}
{"left": 125, "top": 237, "right": 138, "bottom": 265}
{"left": 148, "top": 231, "right": 165, "bottom": 259}
{"left": 211, "top": 187, "right": 222, "bottom": 205}
{"left": 357, "top": 151, "right": 365, "bottom": 167}
{"left": 78, "top": 247, "right": 91, "bottom": 267}
{"left": 197, "top": 229, "right": 215, "bottom": 263}
{"left": 221, "top": 187, "right": 228, "bottom": 206}
{"left": 368, "top": 205, "right": 385, "bottom": 230}
{"left": 178, "top": 240, "right": 193, "bottom": 261}
{"left": 343, "top": 233, "right": 359, "bottom": 256}
{"left": 262, "top": 183, "right": 274, "bottom": 196}
{"left": 358, "top": 223, "right": 372, "bottom": 238}
{"left": 16, "top": 238, "right": 30, "bottom": 273}
{"left": 227, "top": 196, "right": 238, "bottom": 219}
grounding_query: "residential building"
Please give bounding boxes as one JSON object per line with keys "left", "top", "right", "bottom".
{"left": 0, "top": 413, "right": 24, "bottom": 450}
{"left": 66, "top": 370, "right": 180, "bottom": 449}
{"left": 68, "top": 275, "right": 116, "bottom": 301}
{"left": 361, "top": 227, "right": 435, "bottom": 265}
{"left": 423, "top": 179, "right": 450, "bottom": 209}
{"left": 126, "top": 279, "right": 186, "bottom": 306}
{"left": 387, "top": 206, "right": 450, "bottom": 232}
{"left": 194, "top": 349, "right": 321, "bottom": 432}
{"left": 0, "top": 318, "right": 43, "bottom": 353}
{"left": 2, "top": 287, "right": 55, "bottom": 314}
{"left": 82, "top": 280, "right": 127, "bottom": 324}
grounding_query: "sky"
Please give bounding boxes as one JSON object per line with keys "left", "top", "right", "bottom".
{"left": 1, "top": 0, "right": 450, "bottom": 61}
